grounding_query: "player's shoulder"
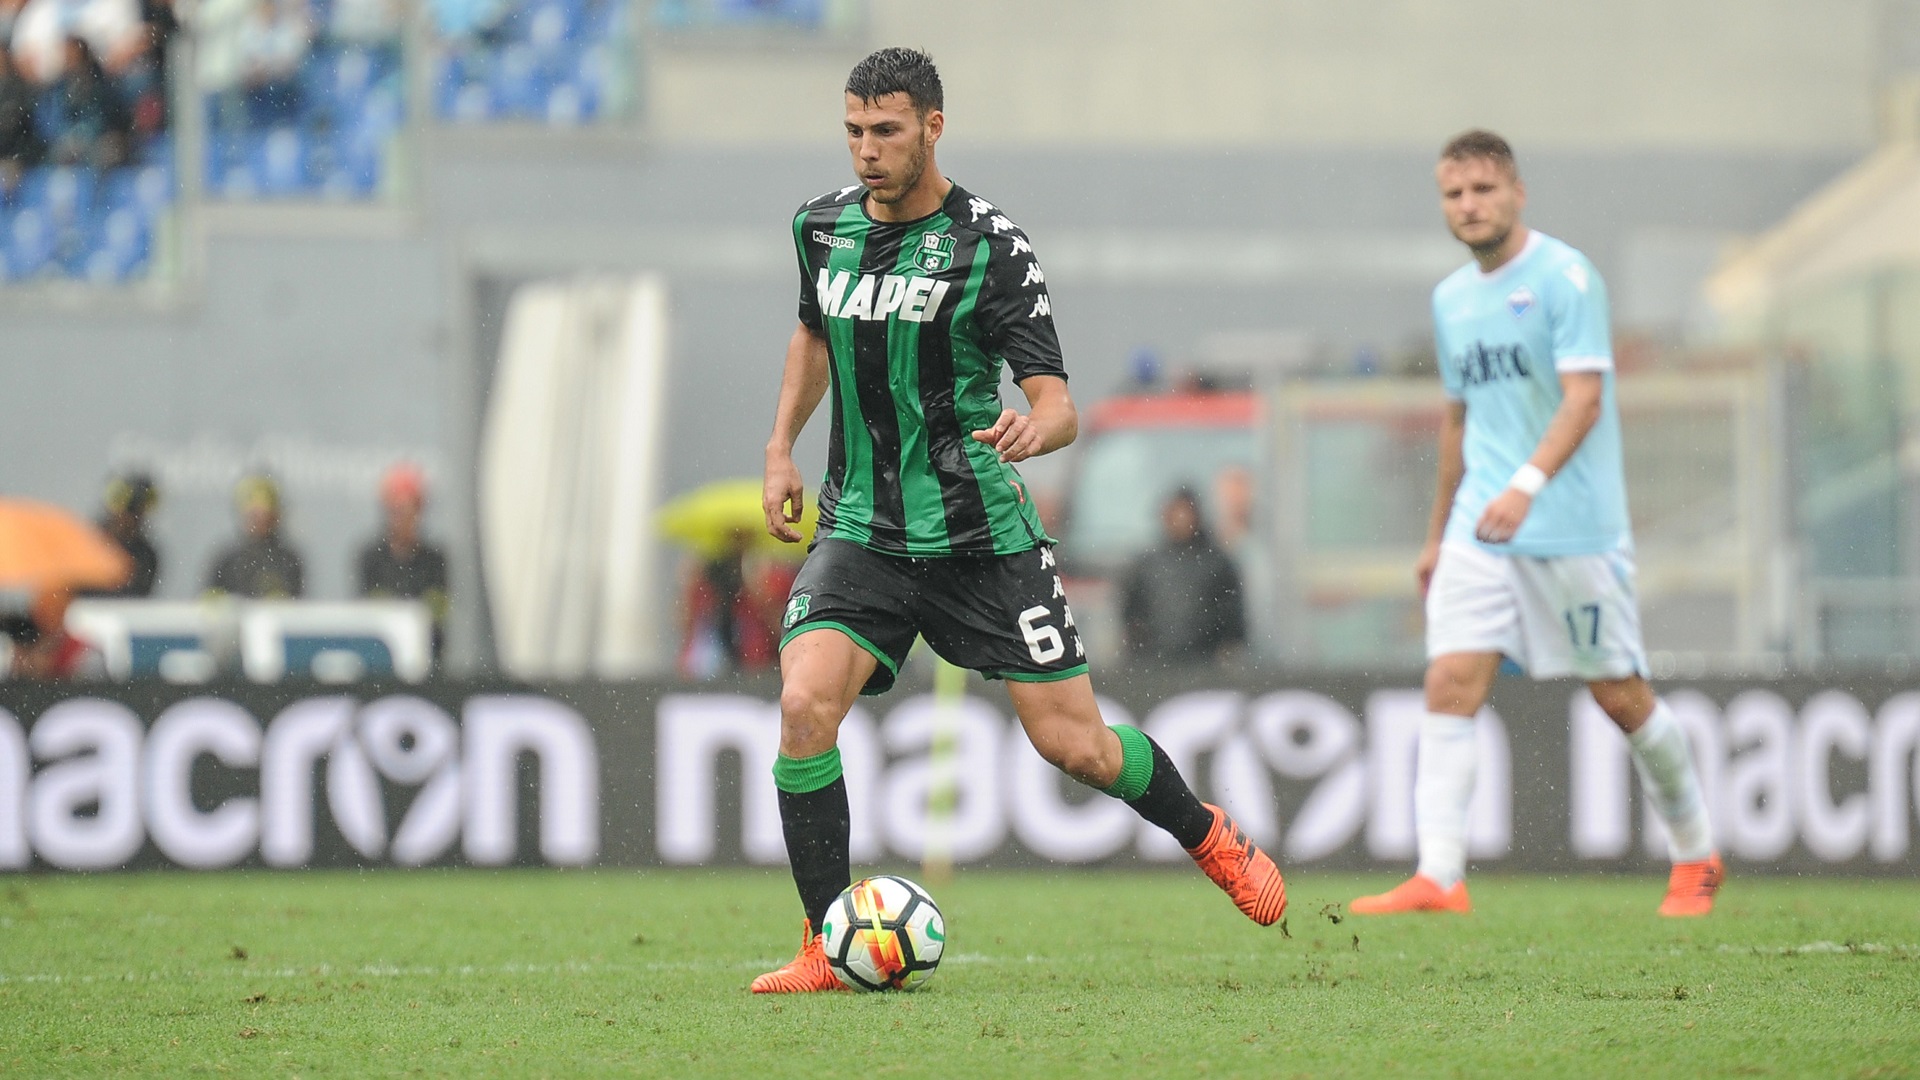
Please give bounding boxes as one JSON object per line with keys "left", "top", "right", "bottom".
{"left": 1431, "top": 261, "right": 1481, "bottom": 305}
{"left": 1527, "top": 232, "right": 1603, "bottom": 295}
{"left": 793, "top": 183, "right": 866, "bottom": 219}
{"left": 944, "top": 185, "right": 1032, "bottom": 246}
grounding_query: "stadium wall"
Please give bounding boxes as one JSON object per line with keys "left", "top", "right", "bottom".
{"left": 655, "top": 0, "right": 1883, "bottom": 151}
{"left": 3, "top": 673, "right": 1917, "bottom": 876}
{"left": 0, "top": 145, "right": 1855, "bottom": 673}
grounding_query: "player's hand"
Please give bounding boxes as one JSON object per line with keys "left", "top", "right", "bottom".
{"left": 1415, "top": 539, "right": 1442, "bottom": 596}
{"left": 1475, "top": 489, "right": 1532, "bottom": 545}
{"left": 762, "top": 455, "right": 806, "bottom": 544}
{"left": 972, "top": 408, "right": 1044, "bottom": 463}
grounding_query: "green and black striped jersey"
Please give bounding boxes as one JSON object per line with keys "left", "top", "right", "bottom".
{"left": 793, "top": 182, "right": 1064, "bottom": 558}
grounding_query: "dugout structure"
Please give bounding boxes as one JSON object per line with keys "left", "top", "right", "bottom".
{"left": 1265, "top": 370, "right": 1789, "bottom": 672}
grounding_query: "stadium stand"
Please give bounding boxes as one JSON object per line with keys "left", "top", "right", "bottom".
{"left": 199, "top": 0, "right": 405, "bottom": 200}
{"left": 0, "top": 147, "right": 170, "bottom": 282}
{"left": 433, "top": 0, "right": 628, "bottom": 124}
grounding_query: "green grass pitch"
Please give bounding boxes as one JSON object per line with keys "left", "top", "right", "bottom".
{"left": 3, "top": 869, "right": 1917, "bottom": 1078}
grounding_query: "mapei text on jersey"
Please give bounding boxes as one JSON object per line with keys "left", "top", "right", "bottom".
{"left": 813, "top": 269, "right": 954, "bottom": 323}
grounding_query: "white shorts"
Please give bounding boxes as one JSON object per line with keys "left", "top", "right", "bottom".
{"left": 1425, "top": 541, "right": 1648, "bottom": 681}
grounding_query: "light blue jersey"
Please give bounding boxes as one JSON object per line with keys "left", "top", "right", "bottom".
{"left": 1433, "top": 230, "right": 1630, "bottom": 557}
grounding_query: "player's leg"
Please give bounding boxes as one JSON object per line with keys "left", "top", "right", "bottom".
{"left": 1588, "top": 675, "right": 1722, "bottom": 916}
{"left": 914, "top": 544, "right": 1285, "bottom": 926}
{"left": 1350, "top": 651, "right": 1497, "bottom": 914}
{"left": 749, "top": 629, "right": 875, "bottom": 994}
{"left": 1003, "top": 673, "right": 1287, "bottom": 925}
{"left": 1524, "top": 546, "right": 1721, "bottom": 915}
{"left": 752, "top": 541, "right": 914, "bottom": 993}
{"left": 1354, "top": 543, "right": 1518, "bottom": 915}
{"left": 775, "top": 629, "right": 876, "bottom": 931}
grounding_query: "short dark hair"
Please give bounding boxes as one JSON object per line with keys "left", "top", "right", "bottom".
{"left": 1440, "top": 129, "right": 1518, "bottom": 176}
{"left": 845, "top": 47, "right": 943, "bottom": 114}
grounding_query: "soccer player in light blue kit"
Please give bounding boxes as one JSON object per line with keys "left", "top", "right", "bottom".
{"left": 1352, "top": 131, "right": 1723, "bottom": 917}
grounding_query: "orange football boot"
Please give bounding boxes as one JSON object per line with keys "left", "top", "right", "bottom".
{"left": 1658, "top": 854, "right": 1724, "bottom": 917}
{"left": 1349, "top": 874, "right": 1473, "bottom": 915}
{"left": 749, "top": 920, "right": 844, "bottom": 994}
{"left": 1187, "top": 804, "right": 1288, "bottom": 926}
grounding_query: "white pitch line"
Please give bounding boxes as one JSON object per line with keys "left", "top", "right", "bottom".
{"left": 1717, "top": 941, "right": 1918, "bottom": 956}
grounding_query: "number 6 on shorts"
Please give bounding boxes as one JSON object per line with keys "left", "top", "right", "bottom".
{"left": 1018, "top": 605, "right": 1065, "bottom": 663}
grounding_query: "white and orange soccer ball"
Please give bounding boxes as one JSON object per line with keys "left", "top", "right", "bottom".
{"left": 820, "top": 875, "right": 945, "bottom": 991}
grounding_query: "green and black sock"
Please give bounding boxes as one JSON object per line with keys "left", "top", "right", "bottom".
{"left": 773, "top": 748, "right": 850, "bottom": 933}
{"left": 1102, "top": 725, "right": 1215, "bottom": 849}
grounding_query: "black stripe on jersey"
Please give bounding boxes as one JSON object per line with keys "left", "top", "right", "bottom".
{"left": 799, "top": 205, "right": 849, "bottom": 519}
{"left": 850, "top": 224, "right": 910, "bottom": 553}
{"left": 917, "top": 233, "right": 992, "bottom": 549}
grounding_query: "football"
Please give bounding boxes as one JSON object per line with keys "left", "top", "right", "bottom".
{"left": 820, "top": 875, "right": 946, "bottom": 991}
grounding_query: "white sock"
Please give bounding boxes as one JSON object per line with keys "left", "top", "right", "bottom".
{"left": 1413, "top": 711, "right": 1478, "bottom": 889}
{"left": 1629, "top": 700, "right": 1714, "bottom": 862}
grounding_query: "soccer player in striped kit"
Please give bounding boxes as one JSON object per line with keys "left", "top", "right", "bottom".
{"left": 1352, "top": 131, "right": 1723, "bottom": 918}
{"left": 751, "top": 48, "right": 1287, "bottom": 993}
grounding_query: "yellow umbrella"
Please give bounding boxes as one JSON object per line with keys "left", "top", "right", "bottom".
{"left": 658, "top": 478, "right": 817, "bottom": 560}
{"left": 0, "top": 499, "right": 132, "bottom": 592}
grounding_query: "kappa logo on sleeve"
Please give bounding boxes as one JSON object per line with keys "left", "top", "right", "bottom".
{"left": 1563, "top": 264, "right": 1590, "bottom": 293}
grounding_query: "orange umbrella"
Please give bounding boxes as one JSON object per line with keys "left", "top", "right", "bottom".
{"left": 0, "top": 499, "right": 132, "bottom": 592}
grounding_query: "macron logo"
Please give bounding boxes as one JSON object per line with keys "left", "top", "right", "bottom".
{"left": 812, "top": 230, "right": 855, "bottom": 250}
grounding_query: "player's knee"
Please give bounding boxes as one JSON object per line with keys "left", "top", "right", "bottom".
{"left": 1589, "top": 678, "right": 1654, "bottom": 727}
{"left": 1424, "top": 663, "right": 1479, "bottom": 713}
{"left": 779, "top": 683, "right": 846, "bottom": 748}
{"left": 1038, "top": 729, "right": 1107, "bottom": 787}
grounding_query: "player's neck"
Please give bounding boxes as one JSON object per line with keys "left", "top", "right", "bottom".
{"left": 867, "top": 171, "right": 951, "bottom": 223}
{"left": 1473, "top": 225, "right": 1531, "bottom": 274}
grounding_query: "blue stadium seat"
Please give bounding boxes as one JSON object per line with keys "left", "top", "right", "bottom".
{"left": 250, "top": 128, "right": 313, "bottom": 196}
{"left": 7, "top": 205, "right": 55, "bottom": 278}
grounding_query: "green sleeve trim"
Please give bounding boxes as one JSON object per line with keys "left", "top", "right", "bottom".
{"left": 780, "top": 621, "right": 899, "bottom": 677}
{"left": 773, "top": 747, "right": 844, "bottom": 794}
{"left": 997, "top": 664, "right": 1089, "bottom": 684}
{"left": 1101, "top": 724, "right": 1154, "bottom": 801}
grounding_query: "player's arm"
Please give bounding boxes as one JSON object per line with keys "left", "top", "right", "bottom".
{"left": 763, "top": 322, "right": 831, "bottom": 542}
{"left": 1418, "top": 400, "right": 1467, "bottom": 593}
{"left": 974, "top": 374, "right": 1077, "bottom": 463}
{"left": 1474, "top": 371, "right": 1604, "bottom": 544}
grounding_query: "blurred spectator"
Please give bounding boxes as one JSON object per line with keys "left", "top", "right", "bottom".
{"left": 1, "top": 589, "right": 101, "bottom": 680}
{"left": 429, "top": 0, "right": 509, "bottom": 42}
{"left": 357, "top": 463, "right": 449, "bottom": 659}
{"left": 1119, "top": 487, "right": 1246, "bottom": 666}
{"left": 8, "top": 0, "right": 142, "bottom": 83}
{"left": 90, "top": 471, "right": 159, "bottom": 597}
{"left": 205, "top": 472, "right": 305, "bottom": 598}
{"left": 237, "top": 0, "right": 310, "bottom": 126}
{"left": 677, "top": 528, "right": 792, "bottom": 678}
{"left": 125, "top": 0, "right": 179, "bottom": 135}
{"left": 0, "top": 0, "right": 25, "bottom": 46}
{"left": 198, "top": 0, "right": 311, "bottom": 130}
{"left": 43, "top": 36, "right": 132, "bottom": 167}
{"left": 0, "top": 44, "right": 43, "bottom": 191}
{"left": 1214, "top": 465, "right": 1255, "bottom": 551}
{"left": 329, "top": 0, "right": 401, "bottom": 46}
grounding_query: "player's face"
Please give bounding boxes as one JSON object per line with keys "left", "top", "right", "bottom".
{"left": 1436, "top": 156, "right": 1525, "bottom": 253}
{"left": 845, "top": 92, "right": 942, "bottom": 205}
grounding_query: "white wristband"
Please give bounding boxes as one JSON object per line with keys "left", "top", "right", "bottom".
{"left": 1508, "top": 464, "right": 1547, "bottom": 497}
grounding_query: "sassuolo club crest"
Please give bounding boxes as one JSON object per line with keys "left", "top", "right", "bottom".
{"left": 915, "top": 232, "right": 955, "bottom": 273}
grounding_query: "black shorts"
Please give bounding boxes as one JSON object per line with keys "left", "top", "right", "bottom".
{"left": 779, "top": 538, "right": 1089, "bottom": 695}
